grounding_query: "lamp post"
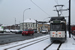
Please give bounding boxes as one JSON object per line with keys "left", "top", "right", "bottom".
{"left": 23, "top": 8, "right": 31, "bottom": 31}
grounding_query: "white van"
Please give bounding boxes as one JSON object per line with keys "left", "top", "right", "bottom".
{"left": 0, "top": 26, "right": 4, "bottom": 33}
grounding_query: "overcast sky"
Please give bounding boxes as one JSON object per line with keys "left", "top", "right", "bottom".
{"left": 0, "top": 0, "right": 74, "bottom": 25}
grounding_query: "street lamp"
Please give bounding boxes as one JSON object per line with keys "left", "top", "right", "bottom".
{"left": 23, "top": 8, "right": 31, "bottom": 31}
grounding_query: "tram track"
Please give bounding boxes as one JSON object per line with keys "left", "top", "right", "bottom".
{"left": 17, "top": 38, "right": 49, "bottom": 50}
{"left": 44, "top": 42, "right": 53, "bottom": 50}
{"left": 1, "top": 34, "right": 63, "bottom": 50}
{"left": 44, "top": 42, "right": 62, "bottom": 50}
{"left": 57, "top": 43, "right": 62, "bottom": 50}
{"left": 3, "top": 35, "right": 49, "bottom": 50}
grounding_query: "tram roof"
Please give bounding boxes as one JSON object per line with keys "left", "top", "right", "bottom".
{"left": 50, "top": 17, "right": 66, "bottom": 21}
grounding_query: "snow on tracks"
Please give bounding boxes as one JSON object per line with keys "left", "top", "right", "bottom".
{"left": 44, "top": 42, "right": 62, "bottom": 50}
{"left": 0, "top": 35, "right": 49, "bottom": 50}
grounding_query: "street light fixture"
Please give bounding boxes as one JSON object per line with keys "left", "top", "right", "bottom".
{"left": 23, "top": 8, "right": 31, "bottom": 31}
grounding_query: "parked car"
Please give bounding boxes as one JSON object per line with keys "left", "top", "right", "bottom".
{"left": 10, "top": 29, "right": 19, "bottom": 33}
{"left": 72, "top": 30, "right": 75, "bottom": 35}
{"left": 22, "top": 29, "right": 34, "bottom": 36}
{"left": 0, "top": 26, "right": 4, "bottom": 33}
{"left": 15, "top": 30, "right": 22, "bottom": 34}
{"left": 33, "top": 29, "right": 37, "bottom": 33}
{"left": 10, "top": 29, "right": 15, "bottom": 33}
{"left": 41, "top": 30, "right": 48, "bottom": 34}
{"left": 4, "top": 29, "right": 10, "bottom": 33}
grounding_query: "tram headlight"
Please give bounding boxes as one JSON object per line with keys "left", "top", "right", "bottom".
{"left": 73, "top": 32, "right": 74, "bottom": 33}
{"left": 52, "top": 35, "right": 54, "bottom": 37}
{"left": 58, "top": 32, "right": 61, "bottom": 34}
{"left": 59, "top": 35, "right": 61, "bottom": 37}
{"left": 52, "top": 32, "right": 55, "bottom": 34}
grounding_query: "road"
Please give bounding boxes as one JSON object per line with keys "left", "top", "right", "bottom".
{"left": 1, "top": 33, "right": 75, "bottom": 50}
{"left": 0, "top": 35, "right": 65, "bottom": 50}
{"left": 0, "top": 33, "right": 48, "bottom": 45}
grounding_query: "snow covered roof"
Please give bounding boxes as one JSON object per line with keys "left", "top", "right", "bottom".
{"left": 45, "top": 23, "right": 50, "bottom": 24}
{"left": 38, "top": 23, "right": 50, "bottom": 25}
{"left": 1, "top": 24, "right": 7, "bottom": 27}
{"left": 24, "top": 18, "right": 36, "bottom": 23}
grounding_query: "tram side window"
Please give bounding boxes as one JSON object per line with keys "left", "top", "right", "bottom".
{"left": 61, "top": 24, "right": 66, "bottom": 31}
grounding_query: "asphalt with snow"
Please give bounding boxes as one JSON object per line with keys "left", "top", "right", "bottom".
{"left": 0, "top": 33, "right": 46, "bottom": 45}
{"left": 0, "top": 32, "right": 75, "bottom": 50}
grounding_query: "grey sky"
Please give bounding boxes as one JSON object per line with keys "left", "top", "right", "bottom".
{"left": 0, "top": 0, "right": 74, "bottom": 25}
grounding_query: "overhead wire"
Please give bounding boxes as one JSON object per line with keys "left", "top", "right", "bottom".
{"left": 54, "top": 0, "right": 62, "bottom": 16}
{"left": 54, "top": 0, "right": 59, "bottom": 5}
{"left": 53, "top": 0, "right": 68, "bottom": 16}
{"left": 63, "top": 0, "right": 69, "bottom": 8}
{"left": 30, "top": 0, "right": 50, "bottom": 17}
{"left": 60, "top": 0, "right": 69, "bottom": 16}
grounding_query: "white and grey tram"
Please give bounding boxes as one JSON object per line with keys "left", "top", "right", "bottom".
{"left": 50, "top": 17, "right": 67, "bottom": 42}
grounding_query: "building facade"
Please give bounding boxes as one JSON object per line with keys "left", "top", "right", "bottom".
{"left": 20, "top": 18, "right": 37, "bottom": 30}
{"left": 3, "top": 24, "right": 20, "bottom": 30}
{"left": 37, "top": 23, "right": 50, "bottom": 33}
{"left": 20, "top": 19, "right": 50, "bottom": 32}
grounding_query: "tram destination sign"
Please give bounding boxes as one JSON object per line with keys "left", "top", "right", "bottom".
{"left": 53, "top": 20, "right": 60, "bottom": 23}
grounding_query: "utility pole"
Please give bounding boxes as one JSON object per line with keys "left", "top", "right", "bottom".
{"left": 69, "top": 0, "right": 71, "bottom": 38}
{"left": 15, "top": 18, "right": 16, "bottom": 29}
{"left": 36, "top": 20, "right": 37, "bottom": 33}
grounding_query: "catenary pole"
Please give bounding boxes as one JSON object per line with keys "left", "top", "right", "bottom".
{"left": 69, "top": 0, "right": 71, "bottom": 38}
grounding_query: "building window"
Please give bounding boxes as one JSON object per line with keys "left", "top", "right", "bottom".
{"left": 31, "top": 24, "right": 32, "bottom": 27}
{"left": 29, "top": 24, "right": 30, "bottom": 27}
{"left": 33, "top": 24, "right": 34, "bottom": 27}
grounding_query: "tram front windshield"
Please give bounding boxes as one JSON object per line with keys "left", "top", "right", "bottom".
{"left": 50, "top": 23, "right": 65, "bottom": 31}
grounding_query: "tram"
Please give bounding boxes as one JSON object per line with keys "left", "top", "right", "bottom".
{"left": 50, "top": 17, "right": 67, "bottom": 42}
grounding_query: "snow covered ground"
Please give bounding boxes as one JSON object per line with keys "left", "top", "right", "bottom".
{"left": 0, "top": 32, "right": 75, "bottom": 50}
